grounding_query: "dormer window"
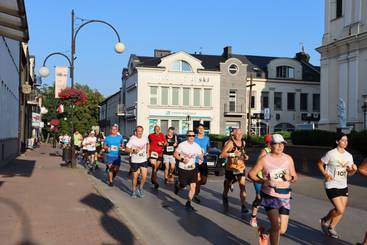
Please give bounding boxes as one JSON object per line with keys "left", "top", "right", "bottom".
{"left": 276, "top": 66, "right": 295, "bottom": 79}
{"left": 171, "top": 60, "right": 192, "bottom": 72}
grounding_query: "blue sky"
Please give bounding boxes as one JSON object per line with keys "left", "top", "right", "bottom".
{"left": 26, "top": 1, "right": 324, "bottom": 97}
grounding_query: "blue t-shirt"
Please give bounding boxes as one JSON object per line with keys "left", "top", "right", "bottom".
{"left": 104, "top": 135, "right": 123, "bottom": 158}
{"left": 194, "top": 135, "right": 210, "bottom": 163}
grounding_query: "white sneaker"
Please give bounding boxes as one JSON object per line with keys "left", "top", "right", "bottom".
{"left": 250, "top": 217, "right": 258, "bottom": 228}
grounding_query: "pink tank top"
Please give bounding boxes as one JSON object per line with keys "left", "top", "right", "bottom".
{"left": 261, "top": 153, "right": 292, "bottom": 199}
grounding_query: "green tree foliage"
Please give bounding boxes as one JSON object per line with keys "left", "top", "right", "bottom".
{"left": 40, "top": 83, "right": 104, "bottom": 137}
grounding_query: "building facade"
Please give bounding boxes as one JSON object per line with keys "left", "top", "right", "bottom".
{"left": 121, "top": 50, "right": 221, "bottom": 136}
{"left": 99, "top": 90, "right": 123, "bottom": 134}
{"left": 317, "top": 0, "right": 367, "bottom": 131}
{"left": 0, "top": 0, "right": 33, "bottom": 167}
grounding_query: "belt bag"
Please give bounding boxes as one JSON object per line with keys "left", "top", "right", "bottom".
{"left": 271, "top": 186, "right": 292, "bottom": 194}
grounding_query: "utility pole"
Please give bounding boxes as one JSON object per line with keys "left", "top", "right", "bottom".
{"left": 246, "top": 72, "right": 256, "bottom": 136}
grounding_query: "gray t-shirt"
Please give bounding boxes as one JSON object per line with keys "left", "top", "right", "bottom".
{"left": 321, "top": 148, "right": 353, "bottom": 189}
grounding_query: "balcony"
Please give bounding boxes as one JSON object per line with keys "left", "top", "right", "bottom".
{"left": 224, "top": 103, "right": 246, "bottom": 117}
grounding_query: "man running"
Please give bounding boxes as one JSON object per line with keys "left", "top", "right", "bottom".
{"left": 318, "top": 133, "right": 357, "bottom": 239}
{"left": 249, "top": 134, "right": 297, "bottom": 245}
{"left": 95, "top": 128, "right": 105, "bottom": 169}
{"left": 126, "top": 126, "right": 149, "bottom": 198}
{"left": 174, "top": 130, "right": 203, "bottom": 211}
{"left": 163, "top": 127, "right": 178, "bottom": 184}
{"left": 85, "top": 131, "right": 97, "bottom": 172}
{"left": 148, "top": 125, "right": 166, "bottom": 190}
{"left": 73, "top": 130, "right": 83, "bottom": 157}
{"left": 249, "top": 133, "right": 272, "bottom": 228}
{"left": 193, "top": 124, "right": 210, "bottom": 204}
{"left": 103, "top": 125, "right": 124, "bottom": 186}
{"left": 220, "top": 128, "right": 249, "bottom": 214}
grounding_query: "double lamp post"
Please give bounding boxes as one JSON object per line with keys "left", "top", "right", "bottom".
{"left": 39, "top": 10, "right": 125, "bottom": 167}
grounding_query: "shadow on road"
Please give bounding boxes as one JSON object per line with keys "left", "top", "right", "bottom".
{"left": 80, "top": 193, "right": 137, "bottom": 245}
{"left": 0, "top": 159, "right": 36, "bottom": 178}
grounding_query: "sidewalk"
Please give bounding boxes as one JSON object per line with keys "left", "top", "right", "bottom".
{"left": 0, "top": 144, "right": 141, "bottom": 245}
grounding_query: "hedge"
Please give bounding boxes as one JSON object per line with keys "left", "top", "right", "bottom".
{"left": 291, "top": 130, "right": 338, "bottom": 146}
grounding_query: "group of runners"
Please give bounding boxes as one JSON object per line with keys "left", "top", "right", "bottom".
{"left": 91, "top": 123, "right": 366, "bottom": 245}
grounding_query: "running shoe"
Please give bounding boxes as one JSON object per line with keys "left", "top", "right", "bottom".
{"left": 185, "top": 201, "right": 195, "bottom": 211}
{"left": 320, "top": 217, "right": 329, "bottom": 234}
{"left": 131, "top": 191, "right": 138, "bottom": 198}
{"left": 327, "top": 227, "right": 339, "bottom": 239}
{"left": 241, "top": 204, "right": 250, "bottom": 214}
{"left": 250, "top": 217, "right": 258, "bottom": 228}
{"left": 137, "top": 187, "right": 145, "bottom": 198}
{"left": 108, "top": 181, "right": 113, "bottom": 187}
{"left": 229, "top": 184, "right": 234, "bottom": 192}
{"left": 192, "top": 196, "right": 201, "bottom": 204}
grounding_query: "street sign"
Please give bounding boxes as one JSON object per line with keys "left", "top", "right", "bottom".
{"left": 264, "top": 108, "right": 270, "bottom": 120}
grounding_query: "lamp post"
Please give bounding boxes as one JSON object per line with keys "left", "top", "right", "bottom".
{"left": 362, "top": 94, "right": 367, "bottom": 130}
{"left": 39, "top": 10, "right": 125, "bottom": 167}
{"left": 186, "top": 114, "right": 191, "bottom": 132}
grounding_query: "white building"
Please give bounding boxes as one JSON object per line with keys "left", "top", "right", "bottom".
{"left": 121, "top": 50, "right": 221, "bottom": 135}
{"left": 317, "top": 0, "right": 367, "bottom": 131}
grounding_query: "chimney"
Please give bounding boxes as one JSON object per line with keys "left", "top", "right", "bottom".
{"left": 295, "top": 44, "right": 310, "bottom": 63}
{"left": 222, "top": 46, "right": 232, "bottom": 59}
{"left": 154, "top": 49, "right": 171, "bottom": 58}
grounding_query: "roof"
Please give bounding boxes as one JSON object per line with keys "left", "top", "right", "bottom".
{"left": 0, "top": 0, "right": 29, "bottom": 42}
{"left": 100, "top": 90, "right": 121, "bottom": 105}
{"left": 132, "top": 51, "right": 320, "bottom": 82}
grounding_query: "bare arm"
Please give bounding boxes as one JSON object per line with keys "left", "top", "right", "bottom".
{"left": 318, "top": 160, "right": 333, "bottom": 181}
{"left": 359, "top": 159, "right": 367, "bottom": 176}
{"left": 257, "top": 149, "right": 267, "bottom": 161}
{"left": 249, "top": 157, "right": 265, "bottom": 182}
{"left": 285, "top": 157, "right": 297, "bottom": 183}
{"left": 219, "top": 141, "right": 233, "bottom": 158}
{"left": 174, "top": 150, "right": 181, "bottom": 161}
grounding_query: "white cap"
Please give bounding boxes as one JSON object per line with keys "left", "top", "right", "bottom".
{"left": 270, "top": 134, "right": 287, "bottom": 144}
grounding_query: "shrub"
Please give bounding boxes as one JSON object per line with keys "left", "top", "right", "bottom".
{"left": 291, "top": 130, "right": 337, "bottom": 146}
{"left": 273, "top": 131, "right": 292, "bottom": 140}
{"left": 208, "top": 134, "right": 229, "bottom": 143}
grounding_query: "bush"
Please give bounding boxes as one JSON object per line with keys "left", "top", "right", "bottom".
{"left": 273, "top": 131, "right": 292, "bottom": 140}
{"left": 208, "top": 134, "right": 229, "bottom": 143}
{"left": 291, "top": 130, "right": 337, "bottom": 146}
{"left": 349, "top": 130, "right": 367, "bottom": 155}
{"left": 245, "top": 135, "right": 265, "bottom": 146}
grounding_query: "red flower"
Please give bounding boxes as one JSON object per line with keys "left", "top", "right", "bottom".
{"left": 58, "top": 88, "right": 87, "bottom": 106}
{"left": 50, "top": 119, "right": 60, "bottom": 126}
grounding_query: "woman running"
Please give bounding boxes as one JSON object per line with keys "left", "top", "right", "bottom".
{"left": 318, "top": 133, "right": 357, "bottom": 239}
{"left": 249, "top": 134, "right": 297, "bottom": 245}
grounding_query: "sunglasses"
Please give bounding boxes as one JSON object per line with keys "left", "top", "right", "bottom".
{"left": 187, "top": 135, "right": 195, "bottom": 137}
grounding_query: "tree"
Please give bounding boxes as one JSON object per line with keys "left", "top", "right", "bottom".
{"left": 40, "top": 83, "right": 104, "bottom": 138}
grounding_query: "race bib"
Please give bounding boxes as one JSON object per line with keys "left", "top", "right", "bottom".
{"left": 110, "top": 145, "right": 118, "bottom": 151}
{"left": 269, "top": 169, "right": 286, "bottom": 182}
{"left": 166, "top": 146, "right": 174, "bottom": 152}
{"left": 151, "top": 151, "right": 159, "bottom": 159}
{"left": 334, "top": 166, "right": 347, "bottom": 181}
{"left": 138, "top": 152, "right": 145, "bottom": 157}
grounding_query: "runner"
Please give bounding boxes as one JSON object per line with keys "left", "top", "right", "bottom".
{"left": 173, "top": 130, "right": 204, "bottom": 211}
{"left": 103, "top": 125, "right": 124, "bottom": 186}
{"left": 193, "top": 124, "right": 210, "bottom": 204}
{"left": 250, "top": 133, "right": 272, "bottom": 228}
{"left": 95, "top": 128, "right": 105, "bottom": 169}
{"left": 163, "top": 127, "right": 178, "bottom": 184}
{"left": 357, "top": 158, "right": 367, "bottom": 245}
{"left": 125, "top": 126, "right": 149, "bottom": 198}
{"left": 148, "top": 125, "right": 166, "bottom": 190}
{"left": 249, "top": 134, "right": 297, "bottom": 245}
{"left": 220, "top": 128, "right": 249, "bottom": 214}
{"left": 85, "top": 131, "right": 97, "bottom": 172}
{"left": 81, "top": 133, "right": 89, "bottom": 163}
{"left": 73, "top": 130, "right": 83, "bottom": 157}
{"left": 317, "top": 133, "right": 357, "bottom": 239}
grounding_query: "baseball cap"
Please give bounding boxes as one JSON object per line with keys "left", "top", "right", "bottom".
{"left": 270, "top": 134, "right": 287, "bottom": 144}
{"left": 264, "top": 134, "right": 272, "bottom": 144}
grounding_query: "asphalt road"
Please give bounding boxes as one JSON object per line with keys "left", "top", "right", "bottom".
{"left": 87, "top": 158, "right": 367, "bottom": 245}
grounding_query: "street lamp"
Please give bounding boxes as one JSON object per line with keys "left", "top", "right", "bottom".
{"left": 186, "top": 114, "right": 191, "bottom": 132}
{"left": 362, "top": 94, "right": 367, "bottom": 130}
{"left": 39, "top": 9, "right": 125, "bottom": 167}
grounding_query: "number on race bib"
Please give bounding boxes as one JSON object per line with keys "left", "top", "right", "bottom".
{"left": 110, "top": 146, "right": 118, "bottom": 151}
{"left": 151, "top": 152, "right": 159, "bottom": 158}
{"left": 166, "top": 146, "right": 174, "bottom": 152}
{"left": 269, "top": 169, "right": 286, "bottom": 182}
{"left": 334, "top": 167, "right": 347, "bottom": 181}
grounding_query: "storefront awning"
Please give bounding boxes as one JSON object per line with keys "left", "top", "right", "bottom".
{"left": 0, "top": 0, "right": 29, "bottom": 42}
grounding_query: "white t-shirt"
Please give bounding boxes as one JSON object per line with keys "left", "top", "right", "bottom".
{"left": 127, "top": 135, "right": 149, "bottom": 163}
{"left": 321, "top": 148, "right": 354, "bottom": 189}
{"left": 85, "top": 136, "right": 97, "bottom": 151}
{"left": 175, "top": 141, "right": 202, "bottom": 170}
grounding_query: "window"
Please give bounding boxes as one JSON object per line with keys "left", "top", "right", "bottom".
{"left": 171, "top": 120, "right": 179, "bottom": 132}
{"left": 150, "top": 86, "right": 158, "bottom": 105}
{"left": 300, "top": 93, "right": 308, "bottom": 111}
{"left": 171, "top": 60, "right": 192, "bottom": 72}
{"left": 160, "top": 120, "right": 168, "bottom": 134}
{"left": 261, "top": 91, "right": 269, "bottom": 109}
{"left": 172, "top": 87, "right": 179, "bottom": 106}
{"left": 229, "top": 90, "right": 236, "bottom": 112}
{"left": 313, "top": 94, "right": 320, "bottom": 112}
{"left": 228, "top": 64, "right": 238, "bottom": 75}
{"left": 274, "top": 92, "right": 282, "bottom": 110}
{"left": 193, "top": 88, "right": 201, "bottom": 106}
{"left": 161, "top": 87, "right": 169, "bottom": 105}
{"left": 183, "top": 88, "right": 190, "bottom": 106}
{"left": 276, "top": 66, "right": 295, "bottom": 79}
{"left": 251, "top": 91, "right": 256, "bottom": 109}
{"left": 287, "top": 93, "right": 295, "bottom": 110}
{"left": 336, "top": 0, "right": 343, "bottom": 18}
{"left": 204, "top": 89, "right": 212, "bottom": 107}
